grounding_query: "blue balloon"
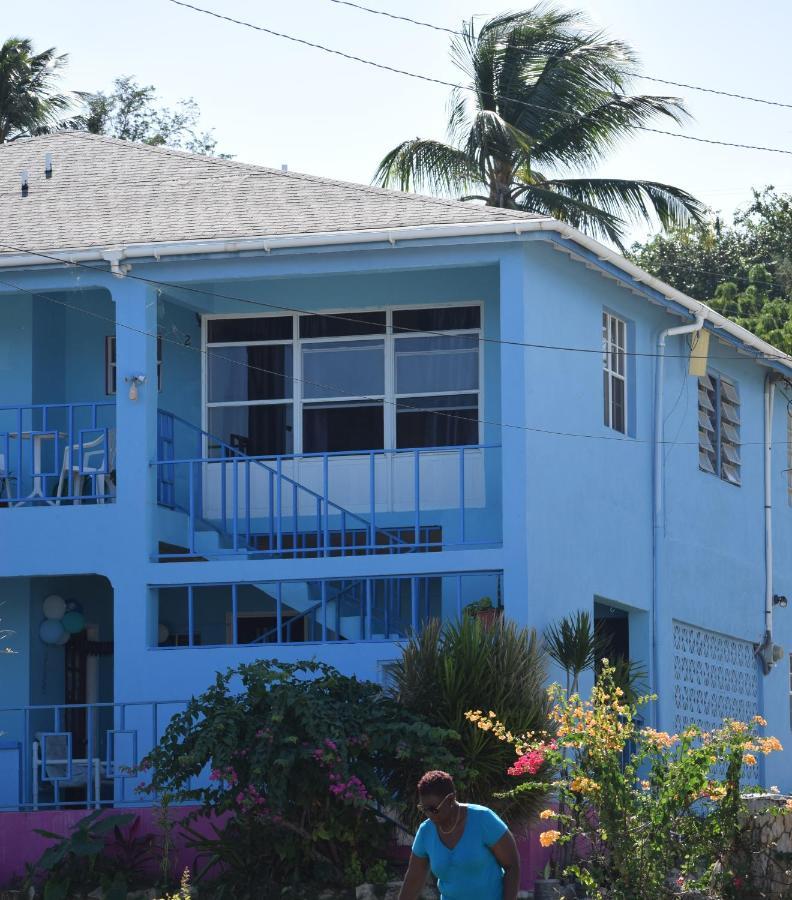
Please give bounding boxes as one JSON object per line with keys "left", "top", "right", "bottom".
{"left": 62, "top": 611, "right": 86, "bottom": 634}
{"left": 39, "top": 619, "right": 65, "bottom": 645}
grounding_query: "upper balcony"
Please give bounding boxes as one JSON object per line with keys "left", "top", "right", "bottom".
{"left": 0, "top": 280, "right": 505, "bottom": 561}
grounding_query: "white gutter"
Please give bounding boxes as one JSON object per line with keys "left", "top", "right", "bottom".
{"left": 2, "top": 216, "right": 790, "bottom": 371}
{"left": 651, "top": 316, "right": 704, "bottom": 726}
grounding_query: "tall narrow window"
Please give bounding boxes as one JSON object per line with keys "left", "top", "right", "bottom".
{"left": 602, "top": 311, "right": 627, "bottom": 433}
{"left": 698, "top": 373, "right": 740, "bottom": 486}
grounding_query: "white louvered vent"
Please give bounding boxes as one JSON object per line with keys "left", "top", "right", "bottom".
{"left": 698, "top": 373, "right": 740, "bottom": 486}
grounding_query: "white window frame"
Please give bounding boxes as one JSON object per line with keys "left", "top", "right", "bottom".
{"left": 602, "top": 311, "right": 627, "bottom": 434}
{"left": 202, "top": 303, "right": 484, "bottom": 456}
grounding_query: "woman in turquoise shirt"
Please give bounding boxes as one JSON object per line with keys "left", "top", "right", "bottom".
{"left": 398, "top": 770, "right": 520, "bottom": 900}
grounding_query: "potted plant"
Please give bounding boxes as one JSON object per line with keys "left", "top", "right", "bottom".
{"left": 463, "top": 596, "right": 501, "bottom": 628}
{"left": 533, "top": 862, "right": 563, "bottom": 900}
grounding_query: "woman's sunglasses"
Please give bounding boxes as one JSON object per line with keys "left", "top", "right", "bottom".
{"left": 417, "top": 792, "right": 454, "bottom": 815}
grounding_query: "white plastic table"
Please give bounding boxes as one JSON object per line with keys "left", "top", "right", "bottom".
{"left": 9, "top": 431, "right": 66, "bottom": 506}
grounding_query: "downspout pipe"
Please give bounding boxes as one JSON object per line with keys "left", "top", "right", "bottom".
{"left": 652, "top": 315, "right": 705, "bottom": 726}
{"left": 763, "top": 374, "right": 778, "bottom": 650}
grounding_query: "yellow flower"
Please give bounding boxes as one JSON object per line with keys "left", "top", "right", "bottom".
{"left": 539, "top": 809, "right": 554, "bottom": 820}
{"left": 539, "top": 830, "right": 561, "bottom": 848}
{"left": 743, "top": 753, "right": 757, "bottom": 766}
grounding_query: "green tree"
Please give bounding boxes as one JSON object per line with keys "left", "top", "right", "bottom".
{"left": 69, "top": 76, "right": 224, "bottom": 155}
{"left": 375, "top": 6, "right": 705, "bottom": 247}
{"left": 0, "top": 37, "right": 70, "bottom": 142}
{"left": 630, "top": 188, "right": 792, "bottom": 352}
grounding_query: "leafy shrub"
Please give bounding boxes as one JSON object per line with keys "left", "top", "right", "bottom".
{"left": 23, "top": 810, "right": 154, "bottom": 900}
{"left": 140, "top": 659, "right": 459, "bottom": 898}
{"left": 390, "top": 616, "right": 549, "bottom": 827}
{"left": 469, "top": 663, "right": 784, "bottom": 899}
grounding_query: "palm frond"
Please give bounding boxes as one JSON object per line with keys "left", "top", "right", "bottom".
{"left": 541, "top": 177, "right": 707, "bottom": 235}
{"left": 530, "top": 94, "right": 689, "bottom": 168}
{"left": 513, "top": 181, "right": 628, "bottom": 245}
{"left": 373, "top": 139, "right": 480, "bottom": 196}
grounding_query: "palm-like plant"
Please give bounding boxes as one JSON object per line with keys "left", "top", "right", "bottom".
{"left": 375, "top": 6, "right": 706, "bottom": 248}
{"left": 391, "top": 616, "right": 549, "bottom": 827}
{"left": 0, "top": 38, "right": 70, "bottom": 143}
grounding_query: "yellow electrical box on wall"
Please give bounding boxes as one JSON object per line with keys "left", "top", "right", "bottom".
{"left": 688, "top": 329, "right": 710, "bottom": 377}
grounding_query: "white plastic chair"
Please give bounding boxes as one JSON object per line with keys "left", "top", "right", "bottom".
{"left": 32, "top": 735, "right": 102, "bottom": 810}
{"left": 0, "top": 451, "right": 13, "bottom": 500}
{"left": 56, "top": 430, "right": 116, "bottom": 504}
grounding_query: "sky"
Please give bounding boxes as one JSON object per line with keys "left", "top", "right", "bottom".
{"left": 8, "top": 0, "right": 792, "bottom": 246}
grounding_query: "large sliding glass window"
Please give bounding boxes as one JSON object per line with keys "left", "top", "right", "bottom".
{"left": 205, "top": 305, "right": 481, "bottom": 455}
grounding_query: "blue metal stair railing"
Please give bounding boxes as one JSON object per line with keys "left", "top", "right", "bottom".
{"left": 155, "top": 411, "right": 415, "bottom": 558}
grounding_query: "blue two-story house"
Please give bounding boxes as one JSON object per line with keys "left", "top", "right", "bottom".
{"left": 1, "top": 131, "right": 791, "bottom": 810}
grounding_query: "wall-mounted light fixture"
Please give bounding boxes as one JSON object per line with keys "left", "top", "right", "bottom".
{"left": 124, "top": 374, "right": 147, "bottom": 401}
{"left": 773, "top": 594, "right": 788, "bottom": 608}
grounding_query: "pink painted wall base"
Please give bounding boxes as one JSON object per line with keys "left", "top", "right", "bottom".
{"left": 0, "top": 807, "right": 551, "bottom": 892}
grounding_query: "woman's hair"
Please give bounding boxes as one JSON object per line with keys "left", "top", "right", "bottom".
{"left": 417, "top": 770, "right": 455, "bottom": 796}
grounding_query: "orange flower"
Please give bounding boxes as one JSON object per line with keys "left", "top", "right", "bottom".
{"left": 539, "top": 809, "right": 554, "bottom": 820}
{"left": 539, "top": 830, "right": 561, "bottom": 848}
{"left": 743, "top": 753, "right": 757, "bottom": 766}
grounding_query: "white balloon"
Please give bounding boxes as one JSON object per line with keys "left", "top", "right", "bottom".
{"left": 158, "top": 623, "right": 170, "bottom": 644}
{"left": 42, "top": 595, "right": 66, "bottom": 620}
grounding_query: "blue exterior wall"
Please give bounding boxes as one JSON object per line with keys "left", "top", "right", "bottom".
{"left": 1, "top": 232, "right": 791, "bottom": 790}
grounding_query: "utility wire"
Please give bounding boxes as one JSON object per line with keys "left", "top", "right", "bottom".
{"left": 163, "top": 0, "right": 792, "bottom": 158}
{"left": 2, "top": 240, "right": 790, "bottom": 365}
{"left": 326, "top": 0, "right": 792, "bottom": 111}
{"left": 3, "top": 270, "right": 791, "bottom": 449}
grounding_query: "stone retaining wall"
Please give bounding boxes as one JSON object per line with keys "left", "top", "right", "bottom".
{"left": 741, "top": 795, "right": 792, "bottom": 898}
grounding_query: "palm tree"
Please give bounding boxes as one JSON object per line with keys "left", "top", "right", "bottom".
{"left": 0, "top": 38, "right": 70, "bottom": 143}
{"left": 375, "top": 6, "right": 705, "bottom": 248}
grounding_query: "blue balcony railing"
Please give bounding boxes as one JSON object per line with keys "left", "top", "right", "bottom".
{"left": 155, "top": 411, "right": 502, "bottom": 559}
{"left": 0, "top": 699, "right": 186, "bottom": 812}
{"left": 0, "top": 403, "right": 116, "bottom": 507}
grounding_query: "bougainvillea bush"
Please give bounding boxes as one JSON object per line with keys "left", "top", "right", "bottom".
{"left": 139, "top": 659, "right": 459, "bottom": 898}
{"left": 468, "top": 663, "right": 783, "bottom": 900}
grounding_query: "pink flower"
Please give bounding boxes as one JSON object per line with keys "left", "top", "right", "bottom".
{"left": 507, "top": 749, "right": 545, "bottom": 777}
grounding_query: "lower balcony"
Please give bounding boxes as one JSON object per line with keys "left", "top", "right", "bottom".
{"left": 152, "top": 571, "right": 503, "bottom": 646}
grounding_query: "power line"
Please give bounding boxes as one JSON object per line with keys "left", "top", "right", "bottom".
{"left": 326, "top": 0, "right": 792, "bottom": 111}
{"left": 3, "top": 270, "right": 790, "bottom": 449}
{"left": 2, "top": 239, "right": 790, "bottom": 365}
{"left": 163, "top": 0, "right": 792, "bottom": 158}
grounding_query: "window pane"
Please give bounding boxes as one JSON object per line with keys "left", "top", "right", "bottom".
{"left": 208, "top": 404, "right": 293, "bottom": 456}
{"left": 395, "top": 336, "right": 478, "bottom": 394}
{"left": 207, "top": 316, "right": 292, "bottom": 343}
{"left": 392, "top": 306, "right": 480, "bottom": 333}
{"left": 236, "top": 583, "right": 279, "bottom": 644}
{"left": 192, "top": 585, "right": 232, "bottom": 646}
{"left": 603, "top": 370, "right": 610, "bottom": 427}
{"left": 610, "top": 376, "right": 625, "bottom": 433}
{"left": 303, "top": 402, "right": 384, "bottom": 452}
{"left": 302, "top": 340, "right": 384, "bottom": 399}
{"left": 299, "top": 311, "right": 385, "bottom": 338}
{"left": 208, "top": 345, "right": 292, "bottom": 402}
{"left": 156, "top": 587, "right": 189, "bottom": 647}
{"left": 396, "top": 395, "right": 478, "bottom": 448}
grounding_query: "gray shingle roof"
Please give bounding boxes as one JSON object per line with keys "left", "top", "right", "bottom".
{"left": 0, "top": 132, "right": 540, "bottom": 256}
